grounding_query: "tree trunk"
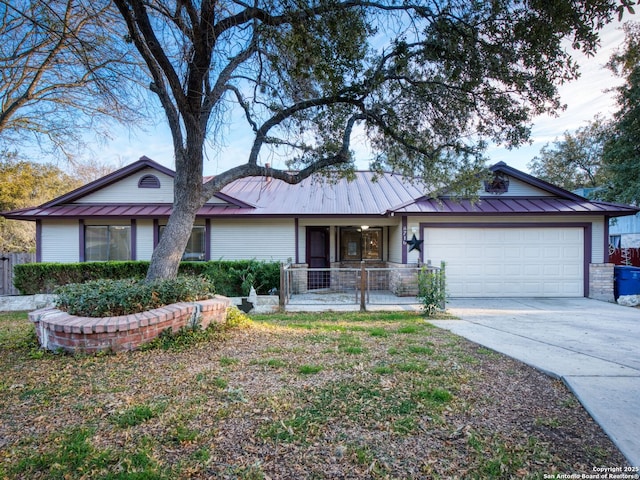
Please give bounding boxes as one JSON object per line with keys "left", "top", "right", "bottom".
{"left": 145, "top": 204, "right": 198, "bottom": 281}
{"left": 146, "top": 144, "right": 204, "bottom": 281}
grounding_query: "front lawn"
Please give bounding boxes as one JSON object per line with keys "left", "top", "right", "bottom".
{"left": 0, "top": 310, "right": 625, "bottom": 479}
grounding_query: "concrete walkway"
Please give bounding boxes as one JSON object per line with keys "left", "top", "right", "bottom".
{"left": 430, "top": 297, "right": 640, "bottom": 467}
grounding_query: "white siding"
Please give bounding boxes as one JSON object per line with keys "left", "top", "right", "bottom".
{"left": 388, "top": 223, "right": 403, "bottom": 263}
{"left": 476, "top": 176, "right": 554, "bottom": 197}
{"left": 211, "top": 219, "right": 295, "bottom": 261}
{"left": 136, "top": 219, "right": 155, "bottom": 260}
{"left": 298, "top": 223, "right": 306, "bottom": 263}
{"left": 76, "top": 168, "right": 175, "bottom": 204}
{"left": 41, "top": 220, "right": 79, "bottom": 262}
{"left": 591, "top": 218, "right": 605, "bottom": 262}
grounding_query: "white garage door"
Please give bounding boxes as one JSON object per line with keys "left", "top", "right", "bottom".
{"left": 424, "top": 227, "right": 584, "bottom": 297}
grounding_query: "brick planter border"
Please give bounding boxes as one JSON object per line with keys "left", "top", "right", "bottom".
{"left": 29, "top": 296, "right": 231, "bottom": 354}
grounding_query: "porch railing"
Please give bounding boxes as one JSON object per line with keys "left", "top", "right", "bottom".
{"left": 280, "top": 262, "right": 442, "bottom": 310}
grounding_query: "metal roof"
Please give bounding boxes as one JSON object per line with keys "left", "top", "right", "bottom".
{"left": 2, "top": 158, "right": 638, "bottom": 220}
{"left": 217, "top": 172, "right": 426, "bottom": 215}
{"left": 3, "top": 171, "right": 427, "bottom": 219}
{"left": 388, "top": 197, "right": 640, "bottom": 216}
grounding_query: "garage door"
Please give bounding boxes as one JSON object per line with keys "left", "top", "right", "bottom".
{"left": 423, "top": 227, "right": 584, "bottom": 297}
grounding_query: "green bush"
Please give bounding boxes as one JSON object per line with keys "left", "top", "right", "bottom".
{"left": 54, "top": 276, "right": 215, "bottom": 317}
{"left": 194, "top": 260, "right": 280, "bottom": 296}
{"left": 14, "top": 260, "right": 280, "bottom": 296}
{"left": 13, "top": 261, "right": 150, "bottom": 294}
{"left": 417, "top": 262, "right": 446, "bottom": 317}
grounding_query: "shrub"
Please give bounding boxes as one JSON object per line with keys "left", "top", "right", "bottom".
{"left": 417, "top": 262, "right": 446, "bottom": 317}
{"left": 193, "top": 260, "right": 280, "bottom": 296}
{"left": 54, "top": 276, "right": 214, "bottom": 317}
{"left": 14, "top": 260, "right": 280, "bottom": 296}
{"left": 13, "top": 261, "right": 150, "bottom": 294}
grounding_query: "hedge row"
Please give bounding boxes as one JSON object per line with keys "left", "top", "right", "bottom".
{"left": 13, "top": 260, "right": 280, "bottom": 297}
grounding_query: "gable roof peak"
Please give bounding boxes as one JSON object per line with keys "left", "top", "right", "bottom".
{"left": 488, "top": 161, "right": 585, "bottom": 201}
{"left": 38, "top": 155, "right": 176, "bottom": 208}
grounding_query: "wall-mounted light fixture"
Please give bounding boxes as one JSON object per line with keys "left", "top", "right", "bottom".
{"left": 361, "top": 225, "right": 369, "bottom": 231}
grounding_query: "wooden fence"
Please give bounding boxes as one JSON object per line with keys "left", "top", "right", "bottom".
{"left": 0, "top": 252, "right": 35, "bottom": 296}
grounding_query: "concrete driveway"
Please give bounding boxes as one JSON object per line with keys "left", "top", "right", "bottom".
{"left": 429, "top": 297, "right": 640, "bottom": 467}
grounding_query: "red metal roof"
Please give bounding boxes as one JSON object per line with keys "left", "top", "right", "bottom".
{"left": 2, "top": 172, "right": 427, "bottom": 219}
{"left": 2, "top": 161, "right": 637, "bottom": 220}
{"left": 388, "top": 197, "right": 639, "bottom": 216}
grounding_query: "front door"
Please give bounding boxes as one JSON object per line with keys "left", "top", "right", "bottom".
{"left": 307, "top": 227, "right": 330, "bottom": 290}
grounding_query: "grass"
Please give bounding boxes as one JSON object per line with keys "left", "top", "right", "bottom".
{"left": 111, "top": 404, "right": 161, "bottom": 428}
{"left": 0, "top": 310, "right": 625, "bottom": 479}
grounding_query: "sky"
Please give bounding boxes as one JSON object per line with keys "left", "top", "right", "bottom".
{"left": 96, "top": 19, "right": 630, "bottom": 177}
{"left": 487, "top": 20, "right": 628, "bottom": 172}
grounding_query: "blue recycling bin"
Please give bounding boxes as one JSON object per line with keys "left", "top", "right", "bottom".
{"left": 614, "top": 266, "right": 640, "bottom": 297}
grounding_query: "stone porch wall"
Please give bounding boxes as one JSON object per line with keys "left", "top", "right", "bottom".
{"left": 28, "top": 296, "right": 231, "bottom": 354}
{"left": 589, "top": 263, "right": 615, "bottom": 303}
{"left": 387, "top": 262, "right": 420, "bottom": 297}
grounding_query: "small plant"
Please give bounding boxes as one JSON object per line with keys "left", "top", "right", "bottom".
{"left": 415, "top": 387, "right": 453, "bottom": 404}
{"left": 407, "top": 345, "right": 434, "bottom": 355}
{"left": 111, "top": 404, "right": 159, "bottom": 428}
{"left": 298, "top": 364, "right": 323, "bottom": 375}
{"left": 219, "top": 356, "right": 239, "bottom": 366}
{"left": 417, "top": 262, "right": 446, "bottom": 317}
{"left": 534, "top": 417, "right": 561, "bottom": 428}
{"left": 373, "top": 365, "right": 394, "bottom": 375}
{"left": 139, "top": 323, "right": 213, "bottom": 352}
{"left": 265, "top": 358, "right": 286, "bottom": 368}
{"left": 369, "top": 327, "right": 388, "bottom": 337}
{"left": 225, "top": 307, "right": 252, "bottom": 328}
{"left": 393, "top": 416, "right": 418, "bottom": 434}
{"left": 397, "top": 362, "right": 424, "bottom": 373}
{"left": 397, "top": 324, "right": 421, "bottom": 334}
{"left": 168, "top": 425, "right": 199, "bottom": 444}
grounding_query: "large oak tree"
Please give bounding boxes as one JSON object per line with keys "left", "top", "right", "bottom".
{"left": 110, "top": 0, "right": 632, "bottom": 280}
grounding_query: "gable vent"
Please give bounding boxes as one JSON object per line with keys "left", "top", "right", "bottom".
{"left": 138, "top": 174, "right": 160, "bottom": 189}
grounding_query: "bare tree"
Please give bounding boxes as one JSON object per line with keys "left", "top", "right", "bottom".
{"left": 0, "top": 0, "right": 145, "bottom": 160}
{"left": 111, "top": 0, "right": 632, "bottom": 281}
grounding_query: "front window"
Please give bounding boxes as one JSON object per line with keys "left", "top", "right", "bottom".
{"left": 85, "top": 225, "right": 131, "bottom": 261}
{"left": 159, "top": 225, "right": 206, "bottom": 261}
{"left": 340, "top": 227, "right": 382, "bottom": 261}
